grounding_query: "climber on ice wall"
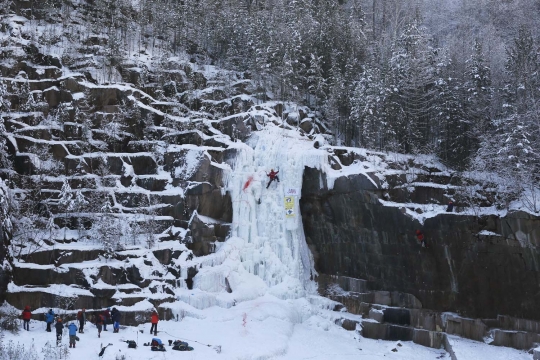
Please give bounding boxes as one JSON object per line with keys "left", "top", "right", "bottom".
{"left": 266, "top": 169, "right": 280, "bottom": 188}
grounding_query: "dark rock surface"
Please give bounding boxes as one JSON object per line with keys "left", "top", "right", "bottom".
{"left": 301, "top": 167, "right": 540, "bottom": 320}
{"left": 0, "top": 225, "right": 10, "bottom": 305}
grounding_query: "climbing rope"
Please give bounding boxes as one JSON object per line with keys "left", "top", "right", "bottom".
{"left": 160, "top": 330, "right": 221, "bottom": 352}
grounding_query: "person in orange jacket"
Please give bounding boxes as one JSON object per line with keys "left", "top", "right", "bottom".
{"left": 21, "top": 305, "right": 32, "bottom": 331}
{"left": 150, "top": 311, "right": 159, "bottom": 336}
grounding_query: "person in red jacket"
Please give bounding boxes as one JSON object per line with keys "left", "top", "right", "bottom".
{"left": 266, "top": 169, "right": 280, "bottom": 189}
{"left": 150, "top": 311, "right": 159, "bottom": 336}
{"left": 416, "top": 230, "right": 428, "bottom": 248}
{"left": 95, "top": 313, "right": 105, "bottom": 338}
{"left": 21, "top": 305, "right": 31, "bottom": 331}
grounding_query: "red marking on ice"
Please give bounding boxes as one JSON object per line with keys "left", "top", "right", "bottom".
{"left": 242, "top": 176, "right": 254, "bottom": 192}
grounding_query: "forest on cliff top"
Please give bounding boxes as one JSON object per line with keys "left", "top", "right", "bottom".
{"left": 1, "top": 0, "right": 539, "bottom": 212}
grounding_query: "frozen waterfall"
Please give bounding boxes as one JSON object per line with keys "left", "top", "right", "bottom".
{"left": 191, "top": 126, "right": 328, "bottom": 303}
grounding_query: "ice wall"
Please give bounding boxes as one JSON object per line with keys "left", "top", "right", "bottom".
{"left": 193, "top": 126, "right": 327, "bottom": 302}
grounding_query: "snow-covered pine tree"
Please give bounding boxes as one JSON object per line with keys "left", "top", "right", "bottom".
{"left": 433, "top": 57, "right": 470, "bottom": 168}
{"left": 474, "top": 26, "right": 540, "bottom": 210}
{"left": 306, "top": 53, "right": 327, "bottom": 107}
{"left": 350, "top": 67, "right": 384, "bottom": 149}
{"left": 58, "top": 179, "right": 73, "bottom": 240}
{"left": 383, "top": 19, "right": 439, "bottom": 154}
{"left": 97, "top": 197, "right": 122, "bottom": 257}
{"left": 464, "top": 39, "right": 492, "bottom": 148}
{"left": 503, "top": 26, "right": 539, "bottom": 115}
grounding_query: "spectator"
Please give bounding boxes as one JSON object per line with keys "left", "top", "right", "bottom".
{"left": 102, "top": 308, "right": 111, "bottom": 331}
{"left": 111, "top": 307, "right": 121, "bottom": 333}
{"left": 150, "top": 311, "right": 159, "bottom": 336}
{"left": 21, "top": 306, "right": 31, "bottom": 331}
{"left": 45, "top": 308, "right": 55, "bottom": 332}
{"left": 95, "top": 313, "right": 105, "bottom": 338}
{"left": 67, "top": 322, "right": 78, "bottom": 348}
{"left": 55, "top": 318, "right": 64, "bottom": 344}
{"left": 76, "top": 308, "right": 86, "bottom": 333}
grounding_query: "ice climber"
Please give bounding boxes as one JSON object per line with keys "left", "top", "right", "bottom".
{"left": 446, "top": 201, "right": 454, "bottom": 212}
{"left": 77, "top": 308, "right": 86, "bottom": 333}
{"left": 45, "top": 308, "right": 55, "bottom": 332}
{"left": 111, "top": 307, "right": 121, "bottom": 333}
{"left": 67, "top": 321, "right": 78, "bottom": 348}
{"left": 266, "top": 169, "right": 280, "bottom": 189}
{"left": 150, "top": 311, "right": 159, "bottom": 336}
{"left": 21, "top": 305, "right": 31, "bottom": 331}
{"left": 55, "top": 318, "right": 64, "bottom": 343}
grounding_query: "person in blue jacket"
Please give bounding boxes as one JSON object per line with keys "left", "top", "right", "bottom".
{"left": 67, "top": 321, "right": 78, "bottom": 348}
{"left": 45, "top": 309, "right": 55, "bottom": 332}
{"left": 151, "top": 337, "right": 165, "bottom": 351}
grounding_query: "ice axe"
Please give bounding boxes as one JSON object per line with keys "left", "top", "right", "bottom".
{"left": 98, "top": 343, "right": 113, "bottom": 358}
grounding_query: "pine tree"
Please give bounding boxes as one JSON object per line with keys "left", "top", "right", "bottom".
{"left": 350, "top": 67, "right": 384, "bottom": 149}
{"left": 474, "top": 26, "right": 540, "bottom": 210}
{"left": 503, "top": 26, "right": 539, "bottom": 115}
{"left": 58, "top": 179, "right": 73, "bottom": 240}
{"left": 433, "top": 64, "right": 469, "bottom": 168}
{"left": 383, "top": 20, "right": 439, "bottom": 153}
{"left": 464, "top": 39, "right": 492, "bottom": 145}
{"left": 306, "top": 54, "right": 326, "bottom": 106}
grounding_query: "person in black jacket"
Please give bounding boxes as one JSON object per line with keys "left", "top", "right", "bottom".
{"left": 55, "top": 318, "right": 64, "bottom": 344}
{"left": 111, "top": 307, "right": 121, "bottom": 333}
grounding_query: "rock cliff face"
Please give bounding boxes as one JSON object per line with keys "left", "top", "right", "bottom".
{"left": 301, "top": 167, "right": 540, "bottom": 320}
{"left": 0, "top": 3, "right": 326, "bottom": 315}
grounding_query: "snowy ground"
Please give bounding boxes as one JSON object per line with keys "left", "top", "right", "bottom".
{"left": 446, "top": 335, "right": 532, "bottom": 360}
{"left": 2, "top": 310, "right": 535, "bottom": 359}
{"left": 2, "top": 299, "right": 452, "bottom": 360}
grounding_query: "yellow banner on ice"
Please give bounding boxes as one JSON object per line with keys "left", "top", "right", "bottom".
{"left": 284, "top": 196, "right": 295, "bottom": 218}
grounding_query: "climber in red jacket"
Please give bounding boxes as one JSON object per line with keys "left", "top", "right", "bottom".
{"left": 416, "top": 230, "right": 428, "bottom": 248}
{"left": 266, "top": 169, "right": 280, "bottom": 189}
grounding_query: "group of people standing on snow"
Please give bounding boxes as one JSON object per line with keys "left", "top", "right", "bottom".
{"left": 20, "top": 306, "right": 159, "bottom": 348}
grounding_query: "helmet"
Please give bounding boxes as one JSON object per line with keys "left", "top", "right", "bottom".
{"left": 58, "top": 318, "right": 62, "bottom": 322}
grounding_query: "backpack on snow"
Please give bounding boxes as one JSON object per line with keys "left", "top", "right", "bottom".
{"left": 127, "top": 340, "right": 137, "bottom": 349}
{"left": 172, "top": 340, "right": 193, "bottom": 351}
